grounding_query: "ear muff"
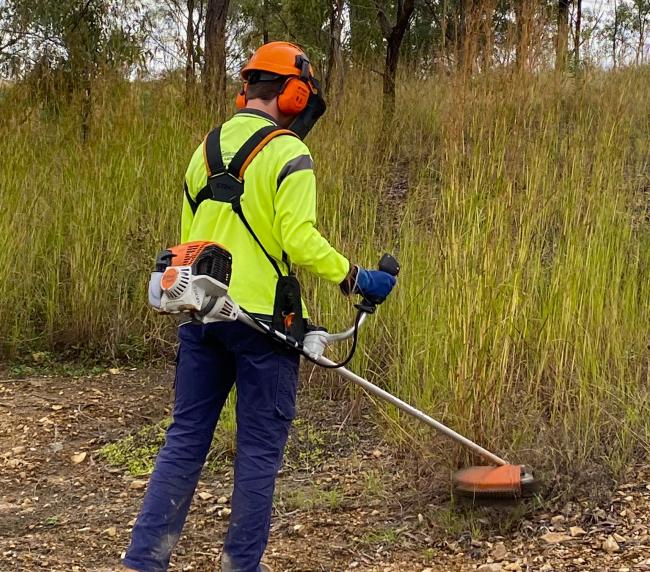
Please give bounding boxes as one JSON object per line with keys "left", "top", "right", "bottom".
{"left": 277, "top": 77, "right": 311, "bottom": 115}
{"left": 235, "top": 82, "right": 248, "bottom": 109}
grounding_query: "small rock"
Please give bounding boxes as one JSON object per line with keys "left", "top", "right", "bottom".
{"left": 570, "top": 526, "right": 587, "bottom": 537}
{"left": 602, "top": 535, "right": 620, "bottom": 553}
{"left": 540, "top": 532, "right": 571, "bottom": 545}
{"left": 71, "top": 452, "right": 87, "bottom": 464}
{"left": 217, "top": 496, "right": 228, "bottom": 504}
{"left": 219, "top": 507, "right": 232, "bottom": 518}
{"left": 477, "top": 565, "right": 502, "bottom": 572}
{"left": 371, "top": 449, "right": 382, "bottom": 458}
{"left": 197, "top": 491, "right": 213, "bottom": 501}
{"left": 51, "top": 404, "right": 63, "bottom": 411}
{"left": 504, "top": 564, "right": 522, "bottom": 572}
{"left": 108, "top": 368, "right": 121, "bottom": 375}
{"left": 129, "top": 480, "right": 147, "bottom": 490}
{"left": 491, "top": 542, "right": 507, "bottom": 561}
{"left": 613, "top": 533, "right": 626, "bottom": 543}
{"left": 293, "top": 524, "right": 304, "bottom": 533}
{"left": 551, "top": 515, "right": 566, "bottom": 526}
{"left": 11, "top": 446, "right": 26, "bottom": 455}
{"left": 102, "top": 526, "right": 117, "bottom": 537}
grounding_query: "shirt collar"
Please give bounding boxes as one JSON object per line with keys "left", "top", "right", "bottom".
{"left": 235, "top": 108, "right": 278, "bottom": 125}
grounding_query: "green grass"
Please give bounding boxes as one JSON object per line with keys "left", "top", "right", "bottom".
{"left": 277, "top": 484, "right": 345, "bottom": 512}
{"left": 100, "top": 417, "right": 171, "bottom": 476}
{"left": 2, "top": 67, "right": 649, "bottom": 492}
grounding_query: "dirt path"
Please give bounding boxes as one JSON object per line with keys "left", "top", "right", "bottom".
{"left": 0, "top": 369, "right": 649, "bottom": 571}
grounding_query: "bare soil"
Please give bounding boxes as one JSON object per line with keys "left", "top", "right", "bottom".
{"left": 0, "top": 369, "right": 648, "bottom": 572}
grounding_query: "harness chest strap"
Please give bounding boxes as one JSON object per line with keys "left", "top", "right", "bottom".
{"left": 186, "top": 125, "right": 299, "bottom": 278}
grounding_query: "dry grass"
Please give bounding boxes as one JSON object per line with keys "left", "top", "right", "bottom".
{"left": 1, "top": 67, "right": 648, "bottom": 487}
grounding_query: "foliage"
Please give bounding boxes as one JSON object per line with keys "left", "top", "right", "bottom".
{"left": 2, "top": 66, "right": 649, "bottom": 491}
{"left": 0, "top": 0, "right": 149, "bottom": 86}
{"left": 100, "top": 417, "right": 172, "bottom": 476}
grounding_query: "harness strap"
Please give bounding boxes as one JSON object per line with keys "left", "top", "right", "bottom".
{"left": 191, "top": 124, "right": 299, "bottom": 278}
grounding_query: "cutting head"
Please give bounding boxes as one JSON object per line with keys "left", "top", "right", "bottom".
{"left": 453, "top": 464, "right": 538, "bottom": 500}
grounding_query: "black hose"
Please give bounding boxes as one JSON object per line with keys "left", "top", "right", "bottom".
{"left": 241, "top": 307, "right": 365, "bottom": 369}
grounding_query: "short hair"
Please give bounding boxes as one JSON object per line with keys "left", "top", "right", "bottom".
{"left": 246, "top": 76, "right": 287, "bottom": 101}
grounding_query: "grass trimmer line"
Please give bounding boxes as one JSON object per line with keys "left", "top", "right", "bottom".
{"left": 151, "top": 241, "right": 539, "bottom": 501}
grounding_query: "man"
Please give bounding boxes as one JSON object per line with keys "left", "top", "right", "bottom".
{"left": 122, "top": 42, "right": 396, "bottom": 572}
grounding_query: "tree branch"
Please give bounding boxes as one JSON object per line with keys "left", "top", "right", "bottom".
{"left": 373, "top": 0, "right": 392, "bottom": 38}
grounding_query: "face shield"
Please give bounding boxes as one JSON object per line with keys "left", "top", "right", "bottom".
{"left": 288, "top": 77, "right": 327, "bottom": 140}
{"left": 287, "top": 55, "right": 327, "bottom": 140}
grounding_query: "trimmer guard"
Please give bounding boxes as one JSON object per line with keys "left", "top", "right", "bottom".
{"left": 453, "top": 464, "right": 538, "bottom": 499}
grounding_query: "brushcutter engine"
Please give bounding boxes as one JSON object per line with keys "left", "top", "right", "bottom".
{"left": 149, "top": 241, "right": 239, "bottom": 323}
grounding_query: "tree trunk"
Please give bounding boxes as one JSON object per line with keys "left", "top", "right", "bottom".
{"left": 635, "top": 5, "right": 646, "bottom": 65}
{"left": 480, "top": 0, "right": 496, "bottom": 72}
{"left": 574, "top": 0, "right": 581, "bottom": 70}
{"left": 514, "top": 0, "right": 532, "bottom": 72}
{"left": 262, "top": 0, "right": 269, "bottom": 44}
{"left": 185, "top": 0, "right": 196, "bottom": 100}
{"left": 325, "top": 0, "right": 345, "bottom": 99}
{"left": 203, "top": 0, "right": 230, "bottom": 115}
{"left": 612, "top": 0, "right": 618, "bottom": 69}
{"left": 556, "top": 0, "right": 571, "bottom": 71}
{"left": 373, "top": 0, "right": 415, "bottom": 118}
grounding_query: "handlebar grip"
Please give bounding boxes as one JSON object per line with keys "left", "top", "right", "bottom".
{"left": 378, "top": 253, "right": 400, "bottom": 277}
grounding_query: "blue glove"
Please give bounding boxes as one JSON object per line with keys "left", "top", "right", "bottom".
{"left": 355, "top": 267, "right": 397, "bottom": 303}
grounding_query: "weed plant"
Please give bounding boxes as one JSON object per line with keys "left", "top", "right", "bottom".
{"left": 1, "top": 68, "right": 648, "bottom": 487}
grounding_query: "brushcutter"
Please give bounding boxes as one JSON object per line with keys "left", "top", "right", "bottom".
{"left": 149, "top": 241, "right": 538, "bottom": 500}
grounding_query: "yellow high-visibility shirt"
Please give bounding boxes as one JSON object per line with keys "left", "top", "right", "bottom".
{"left": 182, "top": 109, "right": 349, "bottom": 316}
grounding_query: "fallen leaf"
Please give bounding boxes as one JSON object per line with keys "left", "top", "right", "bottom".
{"left": 602, "top": 535, "right": 620, "bottom": 553}
{"left": 540, "top": 532, "right": 571, "bottom": 544}
{"left": 71, "top": 452, "right": 87, "bottom": 464}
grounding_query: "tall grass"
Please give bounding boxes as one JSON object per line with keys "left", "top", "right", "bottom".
{"left": 1, "top": 68, "right": 648, "bottom": 484}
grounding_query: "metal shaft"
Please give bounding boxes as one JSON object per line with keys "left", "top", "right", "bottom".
{"left": 236, "top": 312, "right": 508, "bottom": 467}
{"left": 317, "top": 356, "right": 508, "bottom": 466}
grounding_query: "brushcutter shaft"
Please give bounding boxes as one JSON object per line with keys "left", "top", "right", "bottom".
{"left": 236, "top": 306, "right": 508, "bottom": 466}
{"left": 319, "top": 357, "right": 509, "bottom": 467}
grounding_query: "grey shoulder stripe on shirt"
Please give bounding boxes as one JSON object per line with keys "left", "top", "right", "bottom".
{"left": 277, "top": 154, "right": 314, "bottom": 187}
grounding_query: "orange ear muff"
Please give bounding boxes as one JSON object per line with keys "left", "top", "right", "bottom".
{"left": 235, "top": 82, "right": 248, "bottom": 109}
{"left": 277, "top": 77, "right": 311, "bottom": 115}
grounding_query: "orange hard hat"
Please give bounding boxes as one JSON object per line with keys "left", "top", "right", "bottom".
{"left": 240, "top": 41, "right": 314, "bottom": 81}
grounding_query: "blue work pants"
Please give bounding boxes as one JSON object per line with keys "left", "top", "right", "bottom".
{"left": 123, "top": 320, "right": 299, "bottom": 572}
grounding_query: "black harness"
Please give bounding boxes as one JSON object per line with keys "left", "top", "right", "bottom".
{"left": 186, "top": 124, "right": 306, "bottom": 341}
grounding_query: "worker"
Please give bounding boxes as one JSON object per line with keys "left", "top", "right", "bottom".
{"left": 121, "top": 41, "right": 396, "bottom": 572}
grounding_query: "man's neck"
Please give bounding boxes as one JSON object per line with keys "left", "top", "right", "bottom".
{"left": 245, "top": 99, "right": 281, "bottom": 123}
{"left": 244, "top": 98, "right": 292, "bottom": 128}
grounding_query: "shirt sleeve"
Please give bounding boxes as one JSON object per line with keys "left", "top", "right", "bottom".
{"left": 272, "top": 153, "right": 350, "bottom": 283}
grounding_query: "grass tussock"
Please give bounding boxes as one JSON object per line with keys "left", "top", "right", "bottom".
{"left": 1, "top": 68, "right": 649, "bottom": 489}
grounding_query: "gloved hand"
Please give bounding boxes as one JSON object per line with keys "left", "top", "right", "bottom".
{"left": 354, "top": 266, "right": 396, "bottom": 304}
